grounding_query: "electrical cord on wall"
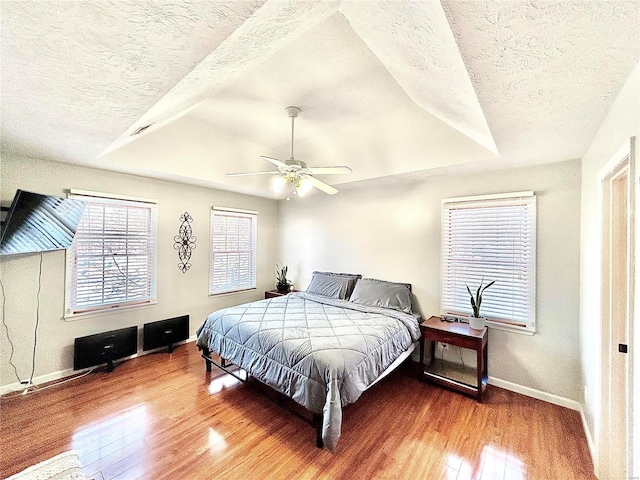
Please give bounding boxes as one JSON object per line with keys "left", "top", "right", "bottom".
{"left": 1, "top": 252, "right": 97, "bottom": 399}
{"left": 437, "top": 342, "right": 466, "bottom": 368}
{"left": 23, "top": 252, "right": 44, "bottom": 393}
{"left": 0, "top": 278, "right": 22, "bottom": 384}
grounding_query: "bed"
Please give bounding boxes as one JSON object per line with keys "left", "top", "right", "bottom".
{"left": 195, "top": 273, "right": 421, "bottom": 451}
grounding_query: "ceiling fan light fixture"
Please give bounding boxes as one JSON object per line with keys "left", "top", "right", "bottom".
{"left": 297, "top": 177, "right": 314, "bottom": 197}
{"left": 270, "top": 175, "right": 287, "bottom": 194}
{"left": 229, "top": 105, "right": 351, "bottom": 197}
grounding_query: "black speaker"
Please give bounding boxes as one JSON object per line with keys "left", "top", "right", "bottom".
{"left": 143, "top": 315, "right": 189, "bottom": 353}
{"left": 74, "top": 326, "right": 138, "bottom": 372}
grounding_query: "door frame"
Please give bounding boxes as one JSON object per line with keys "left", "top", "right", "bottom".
{"left": 597, "top": 136, "right": 636, "bottom": 479}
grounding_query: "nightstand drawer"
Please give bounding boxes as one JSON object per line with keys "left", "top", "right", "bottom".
{"left": 423, "top": 329, "right": 480, "bottom": 350}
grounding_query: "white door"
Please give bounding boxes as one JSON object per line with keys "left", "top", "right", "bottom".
{"left": 600, "top": 139, "right": 634, "bottom": 479}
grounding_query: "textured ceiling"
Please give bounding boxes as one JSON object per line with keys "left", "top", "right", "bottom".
{"left": 1, "top": 0, "right": 266, "bottom": 163}
{"left": 442, "top": 0, "right": 640, "bottom": 163}
{"left": 2, "top": 0, "right": 639, "bottom": 199}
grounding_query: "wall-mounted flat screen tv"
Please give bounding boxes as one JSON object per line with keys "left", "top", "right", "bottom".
{"left": 0, "top": 189, "right": 86, "bottom": 256}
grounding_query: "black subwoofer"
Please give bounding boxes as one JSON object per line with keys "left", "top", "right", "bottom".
{"left": 143, "top": 315, "right": 189, "bottom": 353}
{"left": 74, "top": 326, "right": 138, "bottom": 372}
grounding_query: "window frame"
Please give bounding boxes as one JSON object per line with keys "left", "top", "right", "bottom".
{"left": 209, "top": 206, "right": 258, "bottom": 296}
{"left": 64, "top": 189, "right": 158, "bottom": 319}
{"left": 440, "top": 191, "right": 537, "bottom": 334}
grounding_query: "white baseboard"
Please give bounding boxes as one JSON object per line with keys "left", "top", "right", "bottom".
{"left": 0, "top": 335, "right": 197, "bottom": 396}
{"left": 489, "top": 376, "right": 599, "bottom": 478}
{"left": 578, "top": 403, "right": 599, "bottom": 478}
{"left": 1, "top": 367, "right": 81, "bottom": 396}
{"left": 488, "top": 376, "right": 581, "bottom": 411}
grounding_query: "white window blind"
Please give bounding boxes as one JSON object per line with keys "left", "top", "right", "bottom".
{"left": 210, "top": 207, "right": 257, "bottom": 295}
{"left": 441, "top": 192, "right": 536, "bottom": 331}
{"left": 66, "top": 192, "right": 158, "bottom": 316}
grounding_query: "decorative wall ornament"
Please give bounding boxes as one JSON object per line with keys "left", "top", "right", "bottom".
{"left": 174, "top": 212, "right": 196, "bottom": 273}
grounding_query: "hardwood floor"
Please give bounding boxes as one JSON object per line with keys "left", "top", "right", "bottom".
{"left": 1, "top": 344, "right": 595, "bottom": 479}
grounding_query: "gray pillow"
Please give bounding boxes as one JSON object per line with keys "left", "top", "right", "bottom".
{"left": 306, "top": 271, "right": 361, "bottom": 300}
{"left": 349, "top": 278, "right": 413, "bottom": 314}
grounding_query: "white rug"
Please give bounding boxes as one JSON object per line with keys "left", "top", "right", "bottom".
{"left": 7, "top": 450, "right": 86, "bottom": 480}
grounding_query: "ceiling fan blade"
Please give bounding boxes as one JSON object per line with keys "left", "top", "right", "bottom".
{"left": 306, "top": 176, "right": 338, "bottom": 195}
{"left": 261, "top": 156, "right": 288, "bottom": 169}
{"left": 226, "top": 171, "right": 280, "bottom": 177}
{"left": 307, "top": 166, "right": 352, "bottom": 175}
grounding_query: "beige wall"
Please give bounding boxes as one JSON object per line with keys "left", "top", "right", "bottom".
{"left": 279, "top": 159, "right": 582, "bottom": 401}
{"left": 580, "top": 60, "right": 640, "bottom": 476}
{"left": 0, "top": 156, "right": 279, "bottom": 388}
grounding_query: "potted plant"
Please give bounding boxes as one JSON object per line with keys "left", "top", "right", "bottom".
{"left": 466, "top": 278, "right": 495, "bottom": 330}
{"left": 275, "top": 263, "right": 291, "bottom": 293}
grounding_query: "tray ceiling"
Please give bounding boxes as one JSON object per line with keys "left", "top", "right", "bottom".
{"left": 2, "top": 0, "right": 638, "bottom": 198}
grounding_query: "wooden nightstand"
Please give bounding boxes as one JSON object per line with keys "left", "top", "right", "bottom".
{"left": 419, "top": 315, "right": 488, "bottom": 401}
{"left": 264, "top": 290, "right": 297, "bottom": 299}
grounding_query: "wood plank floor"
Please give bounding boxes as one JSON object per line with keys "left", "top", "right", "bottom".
{"left": 1, "top": 344, "right": 595, "bottom": 479}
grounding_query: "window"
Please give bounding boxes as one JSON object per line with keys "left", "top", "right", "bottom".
{"left": 65, "top": 190, "right": 158, "bottom": 316}
{"left": 210, "top": 207, "right": 257, "bottom": 295}
{"left": 440, "top": 191, "right": 536, "bottom": 333}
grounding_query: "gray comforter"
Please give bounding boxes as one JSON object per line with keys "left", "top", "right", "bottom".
{"left": 196, "top": 292, "right": 421, "bottom": 451}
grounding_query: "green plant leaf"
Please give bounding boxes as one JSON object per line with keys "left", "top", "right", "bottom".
{"left": 481, "top": 280, "right": 496, "bottom": 294}
{"left": 467, "top": 278, "right": 495, "bottom": 318}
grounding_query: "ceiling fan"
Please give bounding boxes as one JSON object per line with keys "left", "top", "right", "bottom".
{"left": 226, "top": 106, "right": 352, "bottom": 197}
